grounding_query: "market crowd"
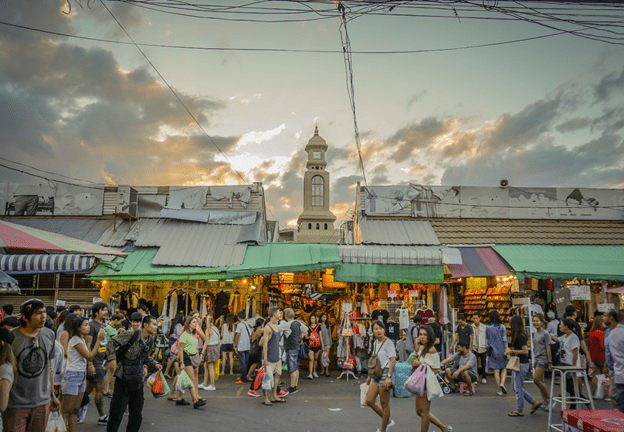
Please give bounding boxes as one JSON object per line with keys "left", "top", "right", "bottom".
{"left": 0, "top": 299, "right": 623, "bottom": 432}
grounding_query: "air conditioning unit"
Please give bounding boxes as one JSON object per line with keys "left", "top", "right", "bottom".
{"left": 116, "top": 186, "right": 138, "bottom": 219}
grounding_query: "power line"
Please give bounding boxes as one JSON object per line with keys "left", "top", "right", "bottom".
{"left": 0, "top": 156, "right": 101, "bottom": 185}
{"left": 0, "top": 162, "right": 106, "bottom": 190}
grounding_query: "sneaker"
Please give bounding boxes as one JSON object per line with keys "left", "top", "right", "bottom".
{"left": 77, "top": 419, "right": 84, "bottom": 425}
{"left": 446, "top": 427, "right": 453, "bottom": 432}
{"left": 313, "top": 372, "right": 319, "bottom": 378}
{"left": 206, "top": 385, "right": 216, "bottom": 391}
{"left": 387, "top": 420, "right": 395, "bottom": 430}
{"left": 307, "top": 374, "right": 313, "bottom": 380}
{"left": 500, "top": 385, "right": 508, "bottom": 394}
{"left": 247, "top": 389, "right": 261, "bottom": 397}
{"left": 497, "top": 391, "right": 504, "bottom": 396}
{"left": 481, "top": 378, "right": 487, "bottom": 384}
{"left": 176, "top": 399, "right": 191, "bottom": 406}
{"left": 193, "top": 400, "right": 206, "bottom": 409}
{"left": 277, "top": 389, "right": 289, "bottom": 398}
{"left": 287, "top": 386, "right": 298, "bottom": 394}
{"left": 197, "top": 384, "right": 207, "bottom": 390}
{"left": 97, "top": 415, "right": 109, "bottom": 425}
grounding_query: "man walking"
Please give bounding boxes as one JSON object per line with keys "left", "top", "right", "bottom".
{"left": 605, "top": 310, "right": 621, "bottom": 406}
{"left": 451, "top": 314, "right": 473, "bottom": 354}
{"left": 280, "top": 308, "right": 308, "bottom": 394}
{"left": 85, "top": 301, "right": 110, "bottom": 425}
{"left": 471, "top": 312, "right": 488, "bottom": 384}
{"left": 234, "top": 311, "right": 251, "bottom": 385}
{"left": 106, "top": 316, "right": 161, "bottom": 432}
{"left": 262, "top": 307, "right": 285, "bottom": 405}
{"left": 4, "top": 299, "right": 60, "bottom": 432}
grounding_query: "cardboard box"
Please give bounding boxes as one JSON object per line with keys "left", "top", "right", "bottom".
{"left": 562, "top": 410, "right": 624, "bottom": 432}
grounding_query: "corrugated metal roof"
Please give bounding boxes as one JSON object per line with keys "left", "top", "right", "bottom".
{"left": 4, "top": 218, "right": 114, "bottom": 244}
{"left": 339, "top": 245, "right": 446, "bottom": 265}
{"left": 359, "top": 219, "right": 440, "bottom": 245}
{"left": 429, "top": 219, "right": 624, "bottom": 245}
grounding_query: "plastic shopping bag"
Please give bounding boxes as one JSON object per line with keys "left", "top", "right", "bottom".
{"left": 214, "top": 359, "right": 221, "bottom": 382}
{"left": 261, "top": 368, "right": 274, "bottom": 391}
{"left": 147, "top": 372, "right": 158, "bottom": 388}
{"left": 594, "top": 374, "right": 606, "bottom": 400}
{"left": 404, "top": 364, "right": 427, "bottom": 396}
{"left": 180, "top": 370, "right": 194, "bottom": 389}
{"left": 322, "top": 351, "right": 330, "bottom": 368}
{"left": 253, "top": 368, "right": 265, "bottom": 391}
{"left": 360, "top": 383, "right": 369, "bottom": 408}
{"left": 426, "top": 366, "right": 444, "bottom": 401}
{"left": 174, "top": 374, "right": 185, "bottom": 394}
{"left": 46, "top": 411, "right": 67, "bottom": 432}
{"left": 152, "top": 371, "right": 169, "bottom": 398}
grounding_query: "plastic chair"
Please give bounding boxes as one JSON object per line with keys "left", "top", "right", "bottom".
{"left": 547, "top": 365, "right": 595, "bottom": 432}
{"left": 459, "top": 382, "right": 476, "bottom": 394}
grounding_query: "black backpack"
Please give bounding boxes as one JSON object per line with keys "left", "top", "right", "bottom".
{"left": 116, "top": 330, "right": 144, "bottom": 391}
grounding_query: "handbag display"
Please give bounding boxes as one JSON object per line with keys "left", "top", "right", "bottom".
{"left": 341, "top": 314, "right": 354, "bottom": 337}
{"left": 506, "top": 355, "right": 520, "bottom": 372}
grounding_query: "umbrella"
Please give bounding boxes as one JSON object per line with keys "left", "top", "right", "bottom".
{"left": 0, "top": 220, "right": 127, "bottom": 257}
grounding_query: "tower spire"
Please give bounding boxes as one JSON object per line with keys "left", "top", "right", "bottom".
{"left": 314, "top": 124, "right": 319, "bottom": 136}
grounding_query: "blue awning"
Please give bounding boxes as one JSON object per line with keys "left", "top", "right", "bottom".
{"left": 0, "top": 254, "right": 96, "bottom": 275}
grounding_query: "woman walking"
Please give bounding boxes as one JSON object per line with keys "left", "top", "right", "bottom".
{"left": 61, "top": 317, "right": 106, "bottom": 432}
{"left": 319, "top": 313, "right": 332, "bottom": 376}
{"left": 165, "top": 313, "right": 184, "bottom": 379}
{"left": 177, "top": 316, "right": 206, "bottom": 408}
{"left": 220, "top": 314, "right": 235, "bottom": 375}
{"left": 532, "top": 314, "right": 553, "bottom": 410}
{"left": 588, "top": 315, "right": 606, "bottom": 395}
{"left": 365, "top": 320, "right": 396, "bottom": 432}
{"left": 306, "top": 315, "right": 322, "bottom": 379}
{"left": 486, "top": 310, "right": 508, "bottom": 396}
{"left": 412, "top": 325, "right": 452, "bottom": 432}
{"left": 0, "top": 328, "right": 16, "bottom": 432}
{"left": 507, "top": 315, "right": 541, "bottom": 417}
{"left": 199, "top": 315, "right": 220, "bottom": 391}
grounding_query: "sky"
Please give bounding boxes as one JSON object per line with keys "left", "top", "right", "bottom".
{"left": 1, "top": 0, "right": 623, "bottom": 229}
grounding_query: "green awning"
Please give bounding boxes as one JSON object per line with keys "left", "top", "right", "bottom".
{"left": 89, "top": 249, "right": 227, "bottom": 281}
{"left": 226, "top": 243, "right": 341, "bottom": 278}
{"left": 334, "top": 263, "right": 444, "bottom": 284}
{"left": 493, "top": 245, "right": 624, "bottom": 281}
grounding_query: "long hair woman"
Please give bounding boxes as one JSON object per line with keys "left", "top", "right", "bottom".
{"left": 319, "top": 313, "right": 332, "bottom": 376}
{"left": 165, "top": 313, "right": 184, "bottom": 379}
{"left": 306, "top": 314, "right": 322, "bottom": 379}
{"left": 61, "top": 317, "right": 106, "bottom": 432}
{"left": 199, "top": 315, "right": 220, "bottom": 391}
{"left": 0, "top": 328, "right": 16, "bottom": 432}
{"left": 588, "top": 315, "right": 606, "bottom": 395}
{"left": 486, "top": 310, "right": 508, "bottom": 395}
{"left": 412, "top": 325, "right": 452, "bottom": 432}
{"left": 177, "top": 316, "right": 205, "bottom": 408}
{"left": 532, "top": 314, "right": 552, "bottom": 410}
{"left": 507, "top": 315, "right": 541, "bottom": 417}
{"left": 365, "top": 320, "right": 396, "bottom": 432}
{"left": 220, "top": 314, "right": 236, "bottom": 375}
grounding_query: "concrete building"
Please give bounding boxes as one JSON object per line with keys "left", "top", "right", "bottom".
{"left": 296, "top": 126, "right": 337, "bottom": 243}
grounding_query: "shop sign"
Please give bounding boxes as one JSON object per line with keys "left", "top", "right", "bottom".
{"left": 598, "top": 303, "right": 615, "bottom": 312}
{"left": 408, "top": 290, "right": 419, "bottom": 297}
{"left": 56, "top": 300, "right": 66, "bottom": 307}
{"left": 92, "top": 297, "right": 103, "bottom": 304}
{"left": 272, "top": 272, "right": 320, "bottom": 285}
{"left": 569, "top": 285, "right": 590, "bottom": 301}
{"left": 387, "top": 290, "right": 398, "bottom": 298}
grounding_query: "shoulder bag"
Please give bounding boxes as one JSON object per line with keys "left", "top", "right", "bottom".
{"left": 506, "top": 354, "right": 520, "bottom": 372}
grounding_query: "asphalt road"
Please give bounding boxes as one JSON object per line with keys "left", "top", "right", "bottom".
{"left": 77, "top": 372, "right": 614, "bottom": 432}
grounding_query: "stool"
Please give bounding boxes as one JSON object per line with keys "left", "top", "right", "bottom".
{"left": 547, "top": 366, "right": 595, "bottom": 432}
{"left": 459, "top": 382, "right": 476, "bottom": 395}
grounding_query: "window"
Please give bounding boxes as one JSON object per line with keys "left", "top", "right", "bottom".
{"left": 316, "top": 223, "right": 320, "bottom": 229}
{"left": 324, "top": 223, "right": 328, "bottom": 230}
{"left": 311, "top": 175, "right": 323, "bottom": 206}
{"left": 308, "top": 223, "right": 311, "bottom": 229}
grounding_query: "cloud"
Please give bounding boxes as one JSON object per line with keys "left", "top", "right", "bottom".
{"left": 595, "top": 67, "right": 624, "bottom": 102}
{"left": 556, "top": 117, "right": 592, "bottom": 133}
{"left": 407, "top": 90, "right": 427, "bottom": 109}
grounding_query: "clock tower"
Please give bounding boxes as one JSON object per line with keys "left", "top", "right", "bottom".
{"left": 296, "top": 126, "right": 337, "bottom": 243}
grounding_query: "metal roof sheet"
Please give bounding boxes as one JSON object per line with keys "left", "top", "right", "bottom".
{"left": 339, "top": 245, "right": 451, "bottom": 266}
{"left": 359, "top": 219, "right": 440, "bottom": 245}
{"left": 3, "top": 218, "right": 114, "bottom": 244}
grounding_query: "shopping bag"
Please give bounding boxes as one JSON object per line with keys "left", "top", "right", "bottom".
{"left": 45, "top": 411, "right": 67, "bottom": 432}
{"left": 261, "top": 368, "right": 274, "bottom": 391}
{"left": 360, "top": 383, "right": 369, "bottom": 408}
{"left": 321, "top": 351, "right": 330, "bottom": 368}
{"left": 151, "top": 371, "right": 167, "bottom": 397}
{"left": 404, "top": 364, "right": 427, "bottom": 396}
{"left": 342, "top": 356, "right": 355, "bottom": 370}
{"left": 604, "top": 377, "right": 611, "bottom": 398}
{"left": 174, "top": 374, "right": 185, "bottom": 394}
{"left": 253, "top": 367, "right": 265, "bottom": 391}
{"left": 594, "top": 374, "right": 606, "bottom": 400}
{"left": 170, "top": 337, "right": 180, "bottom": 356}
{"left": 506, "top": 355, "right": 520, "bottom": 372}
{"left": 180, "top": 370, "right": 193, "bottom": 389}
{"left": 214, "top": 359, "right": 221, "bottom": 382}
{"left": 147, "top": 372, "right": 158, "bottom": 388}
{"left": 426, "top": 366, "right": 444, "bottom": 401}
{"left": 298, "top": 343, "right": 310, "bottom": 359}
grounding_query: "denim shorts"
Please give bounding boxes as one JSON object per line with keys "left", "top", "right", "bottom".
{"left": 221, "top": 343, "right": 234, "bottom": 352}
{"left": 285, "top": 349, "right": 299, "bottom": 373}
{"left": 87, "top": 362, "right": 107, "bottom": 383}
{"left": 370, "top": 367, "right": 389, "bottom": 385}
{"left": 534, "top": 361, "right": 549, "bottom": 371}
{"left": 62, "top": 371, "right": 87, "bottom": 396}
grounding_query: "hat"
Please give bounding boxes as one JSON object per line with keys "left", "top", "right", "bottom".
{"left": 547, "top": 311, "right": 555, "bottom": 319}
{"left": 427, "top": 318, "right": 436, "bottom": 324}
{"left": 130, "top": 312, "right": 143, "bottom": 322}
{"left": 0, "top": 327, "right": 14, "bottom": 345}
{"left": 565, "top": 305, "right": 578, "bottom": 315}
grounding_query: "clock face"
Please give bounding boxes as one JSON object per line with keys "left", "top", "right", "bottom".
{"left": 313, "top": 151, "right": 321, "bottom": 159}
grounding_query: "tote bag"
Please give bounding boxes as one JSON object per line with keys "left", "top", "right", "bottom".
{"left": 404, "top": 363, "right": 427, "bottom": 396}
{"left": 506, "top": 355, "right": 520, "bottom": 372}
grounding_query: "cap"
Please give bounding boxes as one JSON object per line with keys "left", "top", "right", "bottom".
{"left": 427, "top": 318, "right": 436, "bottom": 324}
{"left": 547, "top": 311, "right": 555, "bottom": 319}
{"left": 0, "top": 327, "right": 14, "bottom": 344}
{"left": 565, "top": 305, "right": 578, "bottom": 315}
{"left": 130, "top": 312, "right": 143, "bottom": 322}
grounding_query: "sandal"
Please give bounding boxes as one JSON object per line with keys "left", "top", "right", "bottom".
{"left": 508, "top": 411, "right": 524, "bottom": 417}
{"left": 530, "top": 401, "right": 541, "bottom": 414}
{"left": 262, "top": 401, "right": 273, "bottom": 406}
{"left": 271, "top": 398, "right": 286, "bottom": 403}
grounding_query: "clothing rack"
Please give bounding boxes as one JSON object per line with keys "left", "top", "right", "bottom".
{"left": 337, "top": 311, "right": 358, "bottom": 381}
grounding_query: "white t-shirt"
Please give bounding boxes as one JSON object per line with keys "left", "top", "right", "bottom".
{"left": 560, "top": 333, "right": 581, "bottom": 367}
{"left": 67, "top": 336, "right": 88, "bottom": 372}
{"left": 373, "top": 338, "right": 397, "bottom": 369}
{"left": 235, "top": 322, "right": 251, "bottom": 351}
{"left": 398, "top": 309, "right": 410, "bottom": 330}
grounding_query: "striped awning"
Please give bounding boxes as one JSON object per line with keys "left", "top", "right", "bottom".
{"left": 446, "top": 247, "right": 512, "bottom": 278}
{"left": 0, "top": 254, "right": 96, "bottom": 275}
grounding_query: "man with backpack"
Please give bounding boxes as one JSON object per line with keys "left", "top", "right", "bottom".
{"left": 279, "top": 308, "right": 308, "bottom": 394}
{"left": 405, "top": 315, "right": 422, "bottom": 355}
{"left": 105, "top": 315, "right": 161, "bottom": 432}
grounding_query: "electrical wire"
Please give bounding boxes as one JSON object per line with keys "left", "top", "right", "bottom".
{"left": 0, "top": 156, "right": 102, "bottom": 185}
{"left": 0, "top": 162, "right": 106, "bottom": 190}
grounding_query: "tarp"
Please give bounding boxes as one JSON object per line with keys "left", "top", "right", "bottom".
{"left": 493, "top": 245, "right": 624, "bottom": 281}
{"left": 226, "top": 243, "right": 341, "bottom": 277}
{"left": 0, "top": 254, "right": 96, "bottom": 275}
{"left": 446, "top": 247, "right": 513, "bottom": 278}
{"left": 89, "top": 249, "right": 226, "bottom": 281}
{"left": 333, "top": 263, "right": 444, "bottom": 284}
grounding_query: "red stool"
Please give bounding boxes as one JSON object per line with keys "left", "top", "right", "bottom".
{"left": 459, "top": 382, "right": 476, "bottom": 395}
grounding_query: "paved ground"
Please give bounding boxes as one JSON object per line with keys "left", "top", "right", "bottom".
{"left": 78, "top": 372, "right": 614, "bottom": 432}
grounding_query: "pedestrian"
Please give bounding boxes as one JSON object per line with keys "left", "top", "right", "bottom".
{"left": 177, "top": 316, "right": 205, "bottom": 408}
{"left": 4, "top": 299, "right": 60, "bottom": 432}
{"left": 506, "top": 315, "right": 541, "bottom": 416}
{"left": 427, "top": 318, "right": 443, "bottom": 360}
{"left": 59, "top": 313, "right": 79, "bottom": 356}
{"left": 471, "top": 312, "right": 488, "bottom": 384}
{"left": 306, "top": 314, "right": 322, "bottom": 380}
{"left": 234, "top": 311, "right": 252, "bottom": 385}
{"left": 199, "top": 315, "right": 220, "bottom": 391}
{"left": 319, "top": 313, "right": 332, "bottom": 377}
{"left": 280, "top": 308, "right": 306, "bottom": 394}
{"left": 451, "top": 314, "right": 473, "bottom": 354}
{"left": 486, "top": 309, "right": 508, "bottom": 396}
{"left": 365, "top": 320, "right": 396, "bottom": 432}
{"left": 412, "top": 325, "right": 452, "bottom": 432}
{"left": 103, "top": 313, "right": 124, "bottom": 397}
{"left": 105, "top": 315, "right": 162, "bottom": 432}
{"left": 129, "top": 312, "right": 142, "bottom": 330}
{"left": 606, "top": 310, "right": 624, "bottom": 412}
{"left": 164, "top": 313, "right": 184, "bottom": 379}
{"left": 605, "top": 310, "right": 619, "bottom": 405}
{"left": 56, "top": 309, "right": 70, "bottom": 342}
{"left": 1, "top": 305, "right": 13, "bottom": 320}
{"left": 68, "top": 305, "right": 82, "bottom": 316}
{"left": 546, "top": 311, "right": 559, "bottom": 336}
{"left": 61, "top": 317, "right": 106, "bottom": 432}
{"left": 261, "top": 307, "right": 285, "bottom": 405}
{"left": 220, "top": 314, "right": 235, "bottom": 376}
{"left": 531, "top": 314, "right": 552, "bottom": 410}
{"left": 0, "top": 327, "right": 16, "bottom": 432}
{"left": 405, "top": 315, "right": 422, "bottom": 356}
{"left": 85, "top": 302, "right": 110, "bottom": 426}
{"left": 589, "top": 315, "right": 606, "bottom": 395}
{"left": 246, "top": 318, "right": 266, "bottom": 397}
{"left": 551, "top": 318, "right": 585, "bottom": 405}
